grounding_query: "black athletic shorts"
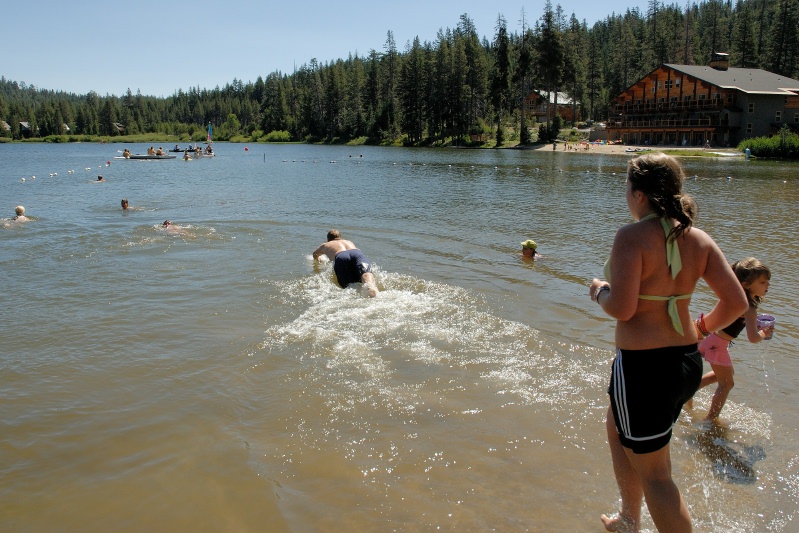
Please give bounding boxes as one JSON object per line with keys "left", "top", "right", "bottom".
{"left": 608, "top": 344, "right": 701, "bottom": 454}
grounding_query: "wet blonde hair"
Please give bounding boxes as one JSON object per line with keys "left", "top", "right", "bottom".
{"left": 15, "top": 206, "right": 25, "bottom": 215}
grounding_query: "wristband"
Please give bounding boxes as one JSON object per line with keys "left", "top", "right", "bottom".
{"left": 696, "top": 313, "right": 710, "bottom": 337}
{"left": 596, "top": 285, "right": 610, "bottom": 305}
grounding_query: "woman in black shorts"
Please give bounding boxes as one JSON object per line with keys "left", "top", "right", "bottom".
{"left": 589, "top": 153, "right": 747, "bottom": 532}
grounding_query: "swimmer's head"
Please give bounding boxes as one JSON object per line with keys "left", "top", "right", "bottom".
{"left": 97, "top": 175, "right": 104, "bottom": 181}
{"left": 327, "top": 229, "right": 341, "bottom": 241}
{"left": 15, "top": 206, "right": 25, "bottom": 216}
{"left": 121, "top": 198, "right": 128, "bottom": 209}
{"left": 163, "top": 220, "right": 171, "bottom": 227}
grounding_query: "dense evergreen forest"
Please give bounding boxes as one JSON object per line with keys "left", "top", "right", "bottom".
{"left": 1, "top": 0, "right": 797, "bottom": 145}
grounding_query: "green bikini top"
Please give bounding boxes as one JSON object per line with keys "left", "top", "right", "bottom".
{"left": 603, "top": 213, "right": 690, "bottom": 335}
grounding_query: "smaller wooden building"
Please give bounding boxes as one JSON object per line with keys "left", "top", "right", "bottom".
{"left": 525, "top": 90, "right": 580, "bottom": 124}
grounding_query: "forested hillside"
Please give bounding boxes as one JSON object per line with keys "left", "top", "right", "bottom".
{"left": 1, "top": 0, "right": 796, "bottom": 145}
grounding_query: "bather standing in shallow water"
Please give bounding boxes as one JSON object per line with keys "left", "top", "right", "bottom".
{"left": 589, "top": 153, "right": 747, "bottom": 532}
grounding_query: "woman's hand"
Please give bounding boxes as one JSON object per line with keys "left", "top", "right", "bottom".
{"left": 590, "top": 279, "right": 609, "bottom": 302}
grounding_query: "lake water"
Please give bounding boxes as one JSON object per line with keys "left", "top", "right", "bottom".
{"left": 1, "top": 142, "right": 797, "bottom": 532}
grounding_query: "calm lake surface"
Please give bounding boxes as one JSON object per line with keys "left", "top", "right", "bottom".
{"left": 1, "top": 142, "right": 797, "bottom": 532}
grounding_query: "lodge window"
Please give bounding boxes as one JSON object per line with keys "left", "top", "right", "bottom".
{"left": 748, "top": 103, "right": 754, "bottom": 113}
{"left": 795, "top": 112, "right": 799, "bottom": 123}
{"left": 726, "top": 93, "right": 734, "bottom": 103}
{"left": 665, "top": 80, "right": 673, "bottom": 89}
{"left": 683, "top": 95, "right": 692, "bottom": 102}
{"left": 776, "top": 111, "right": 782, "bottom": 121}
{"left": 675, "top": 78, "right": 681, "bottom": 86}
{"left": 747, "top": 123, "right": 752, "bottom": 134}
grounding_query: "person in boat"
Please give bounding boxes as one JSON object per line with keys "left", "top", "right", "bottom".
{"left": 12, "top": 205, "right": 29, "bottom": 221}
{"left": 194, "top": 145, "right": 202, "bottom": 155}
{"left": 121, "top": 198, "right": 129, "bottom": 210}
{"left": 123, "top": 148, "right": 131, "bottom": 159}
{"left": 205, "top": 145, "right": 213, "bottom": 155}
{"left": 174, "top": 144, "right": 180, "bottom": 151}
{"left": 147, "top": 146, "right": 156, "bottom": 155}
{"left": 156, "top": 147, "right": 165, "bottom": 156}
{"left": 312, "top": 229, "right": 379, "bottom": 298}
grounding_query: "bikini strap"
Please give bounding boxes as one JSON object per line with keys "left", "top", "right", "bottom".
{"left": 638, "top": 294, "right": 691, "bottom": 335}
{"left": 659, "top": 217, "right": 682, "bottom": 279}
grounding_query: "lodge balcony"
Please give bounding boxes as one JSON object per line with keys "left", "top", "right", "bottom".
{"left": 612, "top": 99, "right": 739, "bottom": 115}
{"left": 610, "top": 115, "right": 731, "bottom": 129}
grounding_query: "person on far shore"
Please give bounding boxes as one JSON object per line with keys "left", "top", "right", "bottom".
{"left": 12, "top": 205, "right": 29, "bottom": 221}
{"left": 589, "top": 153, "right": 747, "bottom": 533}
{"left": 312, "top": 229, "right": 379, "bottom": 297}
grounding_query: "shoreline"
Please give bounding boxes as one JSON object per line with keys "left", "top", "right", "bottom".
{"left": 1, "top": 135, "right": 747, "bottom": 158}
{"left": 528, "top": 142, "right": 744, "bottom": 157}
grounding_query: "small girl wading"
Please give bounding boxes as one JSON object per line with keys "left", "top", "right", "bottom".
{"left": 693, "top": 257, "right": 773, "bottom": 421}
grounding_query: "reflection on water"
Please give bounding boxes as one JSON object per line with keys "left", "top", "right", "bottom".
{"left": 1, "top": 143, "right": 798, "bottom": 532}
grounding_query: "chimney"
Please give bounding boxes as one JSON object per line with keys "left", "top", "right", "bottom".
{"left": 709, "top": 52, "right": 729, "bottom": 71}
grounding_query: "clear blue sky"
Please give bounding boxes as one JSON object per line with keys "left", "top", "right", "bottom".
{"left": 4, "top": 0, "right": 640, "bottom": 98}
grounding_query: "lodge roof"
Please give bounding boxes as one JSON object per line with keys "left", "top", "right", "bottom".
{"left": 663, "top": 64, "right": 799, "bottom": 95}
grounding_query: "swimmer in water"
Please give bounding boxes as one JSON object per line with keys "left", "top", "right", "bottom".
{"left": 12, "top": 205, "right": 29, "bottom": 221}
{"left": 97, "top": 175, "right": 105, "bottom": 182}
{"left": 121, "top": 198, "right": 129, "bottom": 210}
{"left": 312, "top": 229, "right": 379, "bottom": 297}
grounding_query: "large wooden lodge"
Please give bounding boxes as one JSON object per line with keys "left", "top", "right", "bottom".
{"left": 607, "top": 53, "right": 799, "bottom": 147}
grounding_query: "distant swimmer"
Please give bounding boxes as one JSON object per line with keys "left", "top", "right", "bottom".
{"left": 161, "top": 219, "right": 189, "bottom": 236}
{"left": 312, "top": 229, "right": 379, "bottom": 297}
{"left": 97, "top": 175, "right": 105, "bottom": 182}
{"left": 12, "top": 205, "right": 29, "bottom": 221}
{"left": 121, "top": 198, "right": 129, "bottom": 210}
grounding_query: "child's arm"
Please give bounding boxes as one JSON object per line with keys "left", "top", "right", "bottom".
{"left": 743, "top": 305, "right": 767, "bottom": 343}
